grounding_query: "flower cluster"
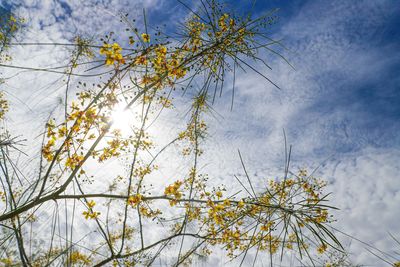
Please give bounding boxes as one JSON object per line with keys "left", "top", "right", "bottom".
{"left": 186, "top": 16, "right": 206, "bottom": 52}
{"left": 99, "top": 42, "right": 125, "bottom": 65}
{"left": 141, "top": 33, "right": 150, "bottom": 43}
{"left": 177, "top": 95, "right": 209, "bottom": 156}
{"left": 163, "top": 168, "right": 337, "bottom": 259}
{"left": 0, "top": 15, "right": 24, "bottom": 63}
{"left": 41, "top": 88, "right": 137, "bottom": 177}
{"left": 69, "top": 251, "right": 91, "bottom": 266}
{"left": 0, "top": 92, "right": 8, "bottom": 119}
{"left": 127, "top": 194, "right": 142, "bottom": 207}
{"left": 82, "top": 200, "right": 100, "bottom": 220}
{"left": 164, "top": 180, "right": 183, "bottom": 206}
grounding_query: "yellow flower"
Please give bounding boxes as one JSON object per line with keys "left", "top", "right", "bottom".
{"left": 129, "top": 36, "right": 135, "bottom": 45}
{"left": 87, "top": 200, "right": 96, "bottom": 208}
{"left": 65, "top": 154, "right": 84, "bottom": 170}
{"left": 99, "top": 43, "right": 111, "bottom": 55}
{"left": 223, "top": 199, "right": 230, "bottom": 206}
{"left": 0, "top": 258, "right": 13, "bottom": 265}
{"left": 99, "top": 42, "right": 125, "bottom": 65}
{"left": 260, "top": 221, "right": 274, "bottom": 231}
{"left": 70, "top": 251, "right": 91, "bottom": 265}
{"left": 134, "top": 55, "right": 147, "bottom": 65}
{"left": 164, "top": 181, "right": 183, "bottom": 205}
{"left": 317, "top": 243, "right": 327, "bottom": 254}
{"left": 0, "top": 92, "right": 9, "bottom": 119}
{"left": 156, "top": 45, "right": 167, "bottom": 56}
{"left": 111, "top": 42, "right": 122, "bottom": 53}
{"left": 127, "top": 194, "right": 142, "bottom": 207}
{"left": 141, "top": 33, "right": 150, "bottom": 43}
{"left": 82, "top": 211, "right": 91, "bottom": 220}
{"left": 82, "top": 210, "right": 100, "bottom": 220}
{"left": 82, "top": 200, "right": 100, "bottom": 219}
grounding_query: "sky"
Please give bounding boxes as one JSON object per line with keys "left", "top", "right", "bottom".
{"left": 0, "top": 0, "right": 400, "bottom": 266}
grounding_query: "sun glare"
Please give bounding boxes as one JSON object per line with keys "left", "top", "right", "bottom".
{"left": 110, "top": 104, "right": 134, "bottom": 134}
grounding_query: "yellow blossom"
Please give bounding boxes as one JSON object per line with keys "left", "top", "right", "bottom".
{"left": 87, "top": 200, "right": 96, "bottom": 208}
{"left": 165, "top": 181, "right": 183, "bottom": 206}
{"left": 99, "top": 42, "right": 125, "bottom": 65}
{"left": 141, "top": 33, "right": 150, "bottom": 42}
{"left": 82, "top": 210, "right": 100, "bottom": 220}
{"left": 70, "top": 251, "right": 91, "bottom": 265}
{"left": 127, "top": 194, "right": 142, "bottom": 207}
{"left": 317, "top": 243, "right": 327, "bottom": 254}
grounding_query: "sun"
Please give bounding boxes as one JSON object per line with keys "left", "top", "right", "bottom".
{"left": 110, "top": 103, "right": 135, "bottom": 134}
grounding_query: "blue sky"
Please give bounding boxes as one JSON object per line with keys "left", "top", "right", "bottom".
{"left": 1, "top": 0, "right": 400, "bottom": 266}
